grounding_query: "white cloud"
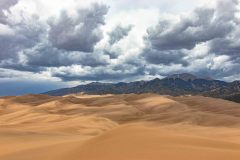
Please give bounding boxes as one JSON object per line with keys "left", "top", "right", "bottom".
{"left": 0, "top": 23, "right": 14, "bottom": 35}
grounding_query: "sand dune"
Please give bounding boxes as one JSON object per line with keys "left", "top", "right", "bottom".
{"left": 1, "top": 94, "right": 240, "bottom": 160}
{"left": 73, "top": 124, "right": 240, "bottom": 160}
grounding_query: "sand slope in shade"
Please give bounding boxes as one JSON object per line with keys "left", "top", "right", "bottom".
{"left": 1, "top": 94, "right": 240, "bottom": 160}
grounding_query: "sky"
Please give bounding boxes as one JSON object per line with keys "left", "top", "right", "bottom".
{"left": 0, "top": 0, "right": 240, "bottom": 95}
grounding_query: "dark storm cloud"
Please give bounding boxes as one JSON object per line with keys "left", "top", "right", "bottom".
{"left": 142, "top": 49, "right": 188, "bottom": 66}
{"left": 102, "top": 50, "right": 119, "bottom": 59}
{"left": 0, "top": 58, "right": 42, "bottom": 72}
{"left": 25, "top": 44, "right": 109, "bottom": 67}
{"left": 0, "top": 14, "right": 46, "bottom": 60}
{"left": 142, "top": 0, "right": 240, "bottom": 67}
{"left": 208, "top": 0, "right": 240, "bottom": 58}
{"left": 0, "top": 0, "right": 37, "bottom": 61}
{"left": 108, "top": 25, "right": 133, "bottom": 45}
{"left": 48, "top": 3, "right": 109, "bottom": 52}
{"left": 145, "top": 6, "right": 233, "bottom": 51}
{"left": 210, "top": 37, "right": 240, "bottom": 57}
{"left": 0, "top": 3, "right": 110, "bottom": 72}
{"left": 0, "top": 0, "right": 240, "bottom": 86}
{"left": 53, "top": 71, "right": 142, "bottom": 81}
{"left": 0, "top": 44, "right": 109, "bottom": 72}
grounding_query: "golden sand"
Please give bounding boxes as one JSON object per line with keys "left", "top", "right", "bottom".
{"left": 1, "top": 94, "right": 240, "bottom": 160}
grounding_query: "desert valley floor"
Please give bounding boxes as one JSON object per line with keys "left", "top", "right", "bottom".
{"left": 1, "top": 94, "right": 240, "bottom": 160}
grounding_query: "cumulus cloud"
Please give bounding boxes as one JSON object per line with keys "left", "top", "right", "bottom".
{"left": 0, "top": 0, "right": 18, "bottom": 9}
{"left": 0, "top": 0, "right": 240, "bottom": 90}
{"left": 0, "top": 5, "right": 47, "bottom": 61}
{"left": 48, "top": 3, "right": 109, "bottom": 52}
{"left": 108, "top": 24, "right": 133, "bottom": 45}
{"left": 142, "top": 49, "right": 188, "bottom": 66}
{"left": 25, "top": 44, "right": 110, "bottom": 67}
{"left": 208, "top": 0, "right": 240, "bottom": 57}
{"left": 0, "top": 0, "right": 19, "bottom": 24}
{"left": 144, "top": 2, "right": 236, "bottom": 51}
{"left": 50, "top": 61, "right": 146, "bottom": 82}
{"left": 0, "top": 2, "right": 110, "bottom": 72}
{"left": 142, "top": 0, "right": 240, "bottom": 76}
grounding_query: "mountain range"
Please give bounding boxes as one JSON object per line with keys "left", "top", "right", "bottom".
{"left": 44, "top": 73, "right": 240, "bottom": 103}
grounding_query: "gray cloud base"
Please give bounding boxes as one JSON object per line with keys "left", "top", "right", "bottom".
{"left": 108, "top": 25, "right": 133, "bottom": 45}
{"left": 48, "top": 4, "right": 109, "bottom": 52}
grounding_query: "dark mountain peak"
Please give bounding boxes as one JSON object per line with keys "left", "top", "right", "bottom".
{"left": 117, "top": 82, "right": 127, "bottom": 85}
{"left": 151, "top": 78, "right": 161, "bottom": 81}
{"left": 166, "top": 73, "right": 198, "bottom": 81}
{"left": 232, "top": 80, "right": 240, "bottom": 84}
{"left": 88, "top": 82, "right": 102, "bottom": 85}
{"left": 87, "top": 82, "right": 110, "bottom": 86}
{"left": 201, "top": 76, "right": 213, "bottom": 81}
{"left": 44, "top": 75, "right": 240, "bottom": 103}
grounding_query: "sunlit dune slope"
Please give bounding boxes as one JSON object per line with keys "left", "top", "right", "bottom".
{"left": 72, "top": 124, "right": 240, "bottom": 160}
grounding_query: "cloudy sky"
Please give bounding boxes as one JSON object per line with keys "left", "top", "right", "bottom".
{"left": 0, "top": 0, "right": 240, "bottom": 95}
